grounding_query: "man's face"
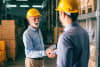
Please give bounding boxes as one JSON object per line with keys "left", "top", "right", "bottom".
{"left": 28, "top": 16, "right": 40, "bottom": 28}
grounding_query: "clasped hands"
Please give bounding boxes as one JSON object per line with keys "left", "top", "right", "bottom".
{"left": 46, "top": 48, "right": 56, "bottom": 58}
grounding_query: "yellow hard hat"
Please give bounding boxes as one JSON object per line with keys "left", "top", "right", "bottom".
{"left": 56, "top": 0, "right": 79, "bottom": 13}
{"left": 26, "top": 8, "right": 41, "bottom": 18}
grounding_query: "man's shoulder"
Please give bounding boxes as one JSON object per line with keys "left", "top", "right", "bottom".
{"left": 61, "top": 32, "right": 70, "bottom": 40}
{"left": 23, "top": 28, "right": 32, "bottom": 36}
{"left": 62, "top": 26, "right": 88, "bottom": 38}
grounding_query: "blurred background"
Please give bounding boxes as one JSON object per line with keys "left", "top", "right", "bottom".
{"left": 0, "top": 0, "right": 99, "bottom": 67}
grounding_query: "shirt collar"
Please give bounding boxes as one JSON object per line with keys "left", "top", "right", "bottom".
{"left": 64, "top": 24, "right": 72, "bottom": 32}
{"left": 28, "top": 26, "right": 38, "bottom": 32}
{"left": 64, "top": 21, "right": 79, "bottom": 32}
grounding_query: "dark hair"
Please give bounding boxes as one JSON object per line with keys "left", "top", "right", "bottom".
{"left": 65, "top": 13, "right": 79, "bottom": 22}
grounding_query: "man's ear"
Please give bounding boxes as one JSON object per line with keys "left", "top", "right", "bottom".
{"left": 61, "top": 12, "right": 66, "bottom": 18}
{"left": 59, "top": 11, "right": 65, "bottom": 18}
{"left": 63, "top": 12, "right": 66, "bottom": 18}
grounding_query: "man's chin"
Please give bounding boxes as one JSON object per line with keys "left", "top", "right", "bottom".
{"left": 34, "top": 26, "right": 39, "bottom": 28}
{"left": 31, "top": 25, "right": 39, "bottom": 28}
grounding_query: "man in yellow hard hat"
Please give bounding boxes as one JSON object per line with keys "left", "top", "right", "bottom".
{"left": 23, "top": 8, "right": 45, "bottom": 67}
{"left": 46, "top": 0, "right": 90, "bottom": 67}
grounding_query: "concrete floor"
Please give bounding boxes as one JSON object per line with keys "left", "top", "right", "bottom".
{"left": 8, "top": 55, "right": 25, "bottom": 67}
{"left": 8, "top": 56, "right": 56, "bottom": 67}
{"left": 7, "top": 47, "right": 56, "bottom": 67}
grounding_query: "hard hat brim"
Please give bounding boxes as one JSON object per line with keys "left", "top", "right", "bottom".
{"left": 56, "top": 8, "right": 79, "bottom": 13}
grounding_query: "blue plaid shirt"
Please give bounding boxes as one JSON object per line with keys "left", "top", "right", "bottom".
{"left": 23, "top": 26, "right": 46, "bottom": 58}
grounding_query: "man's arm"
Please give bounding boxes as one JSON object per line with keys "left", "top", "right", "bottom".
{"left": 23, "top": 32, "right": 46, "bottom": 57}
{"left": 62, "top": 47, "right": 73, "bottom": 67}
{"left": 57, "top": 35, "right": 73, "bottom": 67}
{"left": 23, "top": 33, "right": 33, "bottom": 50}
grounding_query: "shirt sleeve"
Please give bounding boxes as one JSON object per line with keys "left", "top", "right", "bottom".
{"left": 57, "top": 35, "right": 73, "bottom": 67}
{"left": 54, "top": 49, "right": 58, "bottom": 55}
{"left": 23, "top": 33, "right": 34, "bottom": 50}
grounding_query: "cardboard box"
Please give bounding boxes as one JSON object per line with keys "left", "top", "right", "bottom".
{"left": 7, "top": 48, "right": 16, "bottom": 61}
{"left": 0, "top": 20, "right": 16, "bottom": 61}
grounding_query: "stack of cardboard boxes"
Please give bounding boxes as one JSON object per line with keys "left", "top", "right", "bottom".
{"left": 0, "top": 20, "right": 16, "bottom": 61}
{"left": 0, "top": 41, "right": 6, "bottom": 63}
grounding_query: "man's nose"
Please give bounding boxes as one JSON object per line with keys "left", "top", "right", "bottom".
{"left": 36, "top": 18, "right": 40, "bottom": 22}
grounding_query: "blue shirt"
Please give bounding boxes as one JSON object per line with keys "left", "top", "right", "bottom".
{"left": 23, "top": 26, "right": 46, "bottom": 58}
{"left": 54, "top": 22, "right": 90, "bottom": 67}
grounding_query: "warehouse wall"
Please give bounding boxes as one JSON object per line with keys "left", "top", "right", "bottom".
{"left": 79, "top": 0, "right": 97, "bottom": 14}
{"left": 79, "top": 18, "right": 96, "bottom": 67}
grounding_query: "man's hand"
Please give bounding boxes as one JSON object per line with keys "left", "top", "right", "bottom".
{"left": 46, "top": 48, "right": 56, "bottom": 58}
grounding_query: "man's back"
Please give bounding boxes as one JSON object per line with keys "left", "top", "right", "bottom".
{"left": 65, "top": 23, "right": 90, "bottom": 67}
{"left": 56, "top": 22, "right": 89, "bottom": 67}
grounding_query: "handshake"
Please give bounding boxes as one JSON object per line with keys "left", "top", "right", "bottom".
{"left": 46, "top": 48, "right": 56, "bottom": 58}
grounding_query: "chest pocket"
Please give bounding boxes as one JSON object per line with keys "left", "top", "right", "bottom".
{"left": 31, "top": 32, "right": 43, "bottom": 50}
